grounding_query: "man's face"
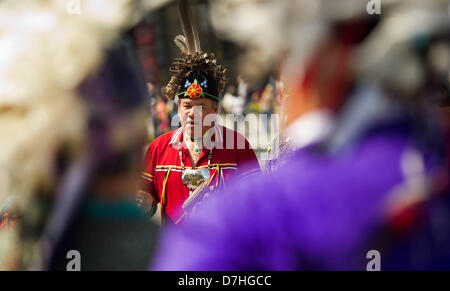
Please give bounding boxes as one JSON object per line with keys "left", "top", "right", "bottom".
{"left": 178, "top": 98, "right": 218, "bottom": 138}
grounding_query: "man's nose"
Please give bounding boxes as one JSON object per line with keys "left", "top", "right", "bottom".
{"left": 190, "top": 106, "right": 202, "bottom": 119}
{"left": 186, "top": 108, "right": 194, "bottom": 118}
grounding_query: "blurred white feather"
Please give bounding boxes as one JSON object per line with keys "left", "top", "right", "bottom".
{"left": 0, "top": 0, "right": 173, "bottom": 270}
{"left": 210, "top": 0, "right": 449, "bottom": 85}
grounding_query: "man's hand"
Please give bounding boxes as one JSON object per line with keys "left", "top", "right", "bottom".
{"left": 137, "top": 190, "right": 157, "bottom": 216}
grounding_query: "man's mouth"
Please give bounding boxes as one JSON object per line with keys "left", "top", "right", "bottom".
{"left": 187, "top": 121, "right": 201, "bottom": 127}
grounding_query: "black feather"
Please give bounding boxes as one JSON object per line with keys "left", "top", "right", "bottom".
{"left": 178, "top": 0, "right": 201, "bottom": 54}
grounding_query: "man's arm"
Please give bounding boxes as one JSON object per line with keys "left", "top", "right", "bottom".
{"left": 137, "top": 142, "right": 159, "bottom": 217}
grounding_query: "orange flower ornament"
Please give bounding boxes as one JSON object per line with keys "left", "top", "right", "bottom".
{"left": 186, "top": 81, "right": 203, "bottom": 99}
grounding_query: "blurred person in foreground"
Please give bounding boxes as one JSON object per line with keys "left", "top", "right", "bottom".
{"left": 137, "top": 0, "right": 260, "bottom": 227}
{"left": 0, "top": 0, "right": 171, "bottom": 270}
{"left": 152, "top": 0, "right": 449, "bottom": 270}
{"left": 45, "top": 46, "right": 159, "bottom": 271}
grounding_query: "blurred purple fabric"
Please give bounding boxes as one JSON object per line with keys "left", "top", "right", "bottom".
{"left": 151, "top": 123, "right": 441, "bottom": 270}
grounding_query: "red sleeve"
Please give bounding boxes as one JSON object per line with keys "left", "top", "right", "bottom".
{"left": 138, "top": 141, "right": 160, "bottom": 204}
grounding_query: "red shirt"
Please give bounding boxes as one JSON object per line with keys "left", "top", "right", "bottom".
{"left": 139, "top": 124, "right": 260, "bottom": 224}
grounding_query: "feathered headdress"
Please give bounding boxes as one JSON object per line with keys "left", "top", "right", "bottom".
{"left": 161, "top": 0, "right": 227, "bottom": 101}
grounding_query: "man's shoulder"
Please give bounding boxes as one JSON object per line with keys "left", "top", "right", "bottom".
{"left": 149, "top": 128, "right": 182, "bottom": 149}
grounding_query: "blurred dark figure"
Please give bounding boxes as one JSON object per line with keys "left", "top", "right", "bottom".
{"left": 43, "top": 42, "right": 159, "bottom": 271}
{"left": 152, "top": 0, "right": 450, "bottom": 270}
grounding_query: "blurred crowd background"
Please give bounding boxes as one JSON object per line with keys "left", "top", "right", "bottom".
{"left": 0, "top": 0, "right": 448, "bottom": 270}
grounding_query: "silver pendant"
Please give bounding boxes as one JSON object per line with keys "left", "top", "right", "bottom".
{"left": 181, "top": 168, "right": 211, "bottom": 192}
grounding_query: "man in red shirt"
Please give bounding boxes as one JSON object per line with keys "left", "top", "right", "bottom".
{"left": 138, "top": 117, "right": 259, "bottom": 225}
{"left": 137, "top": 1, "right": 260, "bottom": 225}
